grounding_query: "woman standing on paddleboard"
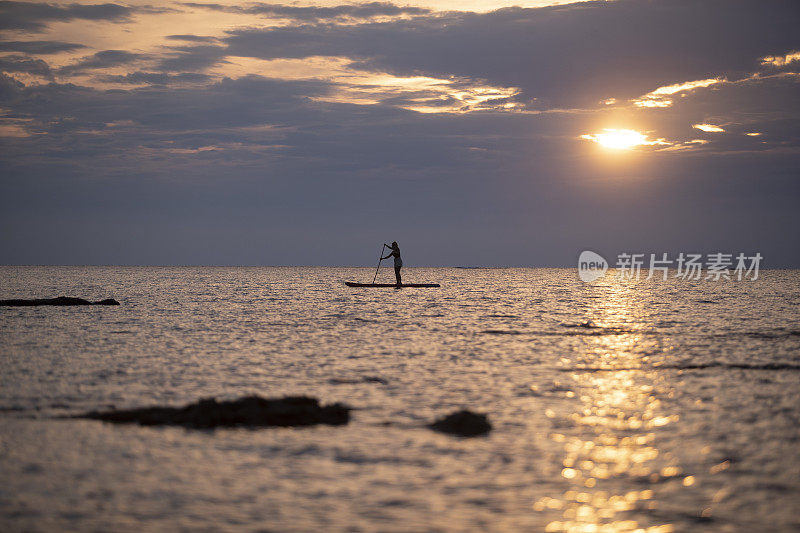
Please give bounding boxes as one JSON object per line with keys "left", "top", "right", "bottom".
{"left": 381, "top": 241, "right": 402, "bottom": 287}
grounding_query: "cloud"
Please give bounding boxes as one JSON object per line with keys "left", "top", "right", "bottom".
{"left": 632, "top": 78, "right": 724, "bottom": 108}
{"left": 652, "top": 72, "right": 800, "bottom": 153}
{"left": 165, "top": 34, "right": 218, "bottom": 43}
{"left": 0, "top": 1, "right": 133, "bottom": 31}
{"left": 0, "top": 71, "right": 24, "bottom": 97}
{"left": 760, "top": 51, "right": 800, "bottom": 69}
{"left": 58, "top": 50, "right": 143, "bottom": 76}
{"left": 184, "top": 1, "right": 430, "bottom": 22}
{"left": 693, "top": 123, "right": 725, "bottom": 133}
{"left": 0, "top": 40, "right": 86, "bottom": 54}
{"left": 96, "top": 71, "right": 213, "bottom": 85}
{"left": 0, "top": 72, "right": 332, "bottom": 141}
{"left": 0, "top": 55, "right": 53, "bottom": 79}
{"left": 154, "top": 44, "right": 228, "bottom": 72}
{"left": 222, "top": 0, "right": 800, "bottom": 108}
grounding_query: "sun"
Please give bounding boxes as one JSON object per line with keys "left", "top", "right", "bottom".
{"left": 594, "top": 129, "right": 647, "bottom": 149}
{"left": 581, "top": 128, "right": 649, "bottom": 150}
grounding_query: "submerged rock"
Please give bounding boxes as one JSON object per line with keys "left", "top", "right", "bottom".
{"left": 0, "top": 296, "right": 120, "bottom": 306}
{"left": 328, "top": 376, "right": 388, "bottom": 385}
{"left": 81, "top": 396, "right": 350, "bottom": 429}
{"left": 429, "top": 410, "right": 492, "bottom": 437}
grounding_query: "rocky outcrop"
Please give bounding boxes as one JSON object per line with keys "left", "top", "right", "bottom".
{"left": 81, "top": 396, "right": 350, "bottom": 429}
{"left": 429, "top": 410, "right": 492, "bottom": 437}
{"left": 0, "top": 296, "right": 120, "bottom": 306}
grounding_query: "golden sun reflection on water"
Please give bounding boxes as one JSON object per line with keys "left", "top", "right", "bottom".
{"left": 535, "top": 283, "right": 689, "bottom": 532}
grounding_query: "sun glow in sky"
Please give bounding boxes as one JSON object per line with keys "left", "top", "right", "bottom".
{"left": 581, "top": 129, "right": 651, "bottom": 150}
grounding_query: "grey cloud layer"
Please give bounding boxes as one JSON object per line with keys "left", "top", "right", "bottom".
{"left": 220, "top": 0, "right": 800, "bottom": 106}
{"left": 184, "top": 1, "right": 430, "bottom": 21}
{"left": 0, "top": 1, "right": 133, "bottom": 30}
{"left": 166, "top": 34, "right": 218, "bottom": 43}
{"left": 0, "top": 55, "right": 53, "bottom": 79}
{"left": 154, "top": 44, "right": 228, "bottom": 72}
{"left": 0, "top": 40, "right": 86, "bottom": 54}
{"left": 58, "top": 50, "right": 143, "bottom": 75}
{"left": 96, "top": 71, "right": 213, "bottom": 85}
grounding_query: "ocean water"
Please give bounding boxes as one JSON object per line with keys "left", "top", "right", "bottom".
{"left": 0, "top": 266, "right": 799, "bottom": 532}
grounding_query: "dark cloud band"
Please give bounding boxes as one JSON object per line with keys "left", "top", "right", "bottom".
{"left": 183, "top": 1, "right": 430, "bottom": 22}
{"left": 0, "top": 40, "right": 86, "bottom": 54}
{"left": 0, "top": 1, "right": 133, "bottom": 31}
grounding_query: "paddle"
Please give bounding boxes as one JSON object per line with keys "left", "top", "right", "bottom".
{"left": 372, "top": 244, "right": 387, "bottom": 284}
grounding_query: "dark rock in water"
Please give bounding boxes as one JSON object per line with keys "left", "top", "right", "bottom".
{"left": 81, "top": 396, "right": 350, "bottom": 429}
{"left": 429, "top": 410, "right": 492, "bottom": 437}
{"left": 0, "top": 296, "right": 120, "bottom": 306}
{"left": 328, "top": 376, "right": 388, "bottom": 385}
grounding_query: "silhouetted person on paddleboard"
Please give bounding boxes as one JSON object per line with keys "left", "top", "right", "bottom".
{"left": 381, "top": 241, "right": 402, "bottom": 286}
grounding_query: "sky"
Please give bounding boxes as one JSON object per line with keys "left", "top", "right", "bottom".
{"left": 0, "top": 0, "right": 798, "bottom": 266}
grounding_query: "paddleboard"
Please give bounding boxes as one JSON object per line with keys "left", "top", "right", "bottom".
{"left": 345, "top": 282, "right": 440, "bottom": 288}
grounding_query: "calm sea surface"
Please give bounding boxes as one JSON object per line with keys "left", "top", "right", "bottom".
{"left": 1, "top": 266, "right": 799, "bottom": 532}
